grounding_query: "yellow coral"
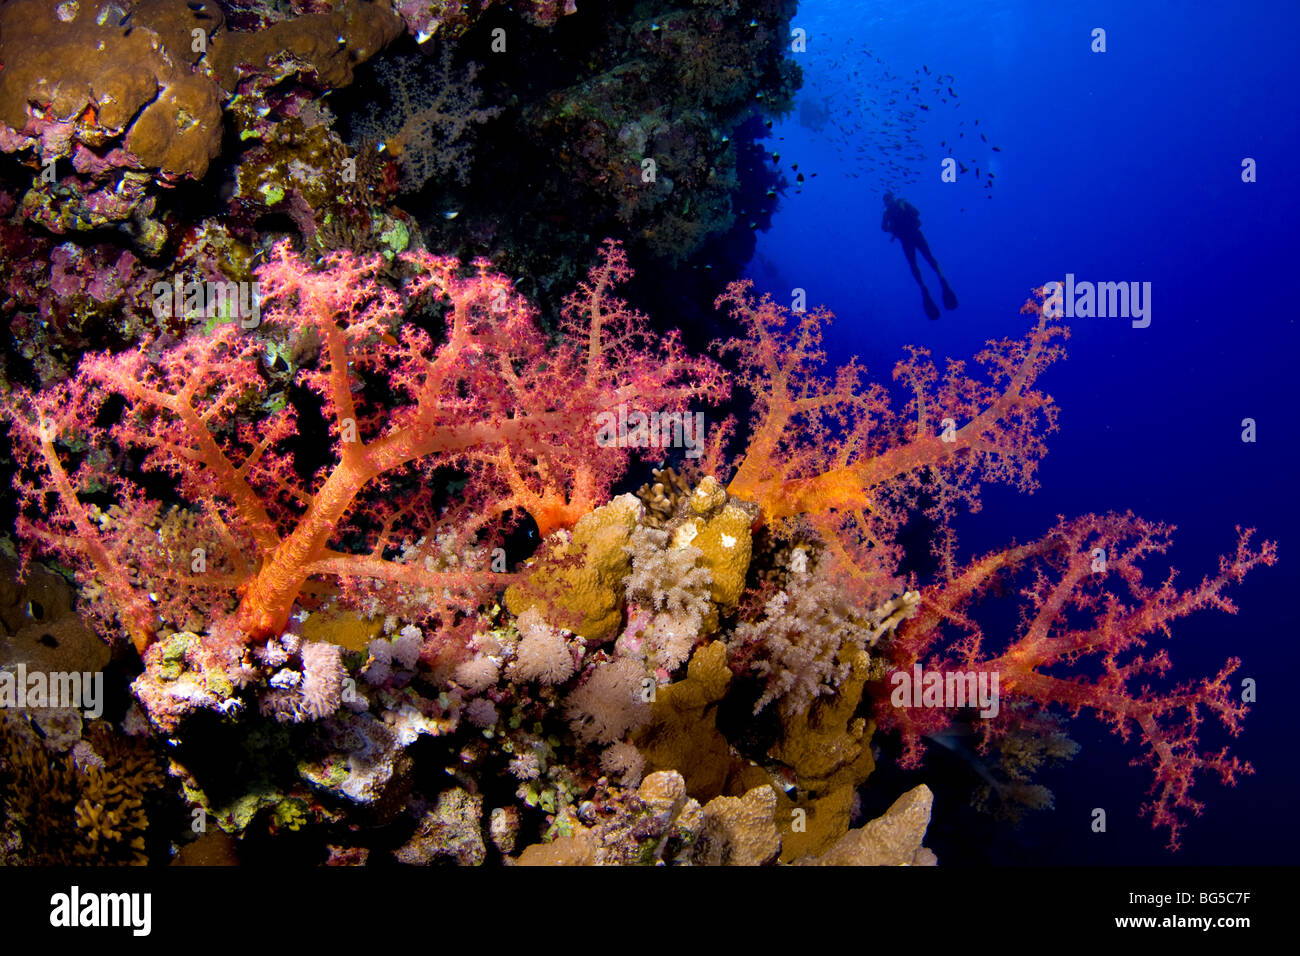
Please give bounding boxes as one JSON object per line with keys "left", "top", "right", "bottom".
{"left": 505, "top": 494, "right": 642, "bottom": 641}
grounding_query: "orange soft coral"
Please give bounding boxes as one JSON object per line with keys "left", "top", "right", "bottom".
{"left": 716, "top": 282, "right": 1066, "bottom": 602}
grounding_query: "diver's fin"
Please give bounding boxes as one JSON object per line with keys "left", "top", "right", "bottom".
{"left": 941, "top": 283, "right": 958, "bottom": 311}
{"left": 923, "top": 290, "right": 941, "bottom": 319}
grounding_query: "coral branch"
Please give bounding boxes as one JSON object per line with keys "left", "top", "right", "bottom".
{"left": 3, "top": 239, "right": 724, "bottom": 647}
{"left": 879, "top": 513, "right": 1276, "bottom": 848}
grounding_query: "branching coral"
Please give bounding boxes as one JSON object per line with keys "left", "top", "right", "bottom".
{"left": 881, "top": 511, "right": 1275, "bottom": 849}
{"left": 713, "top": 282, "right": 1274, "bottom": 848}
{"left": 716, "top": 284, "right": 1066, "bottom": 604}
{"left": 2, "top": 239, "right": 725, "bottom": 654}
{"left": 0, "top": 715, "right": 167, "bottom": 865}
{"left": 353, "top": 49, "right": 502, "bottom": 191}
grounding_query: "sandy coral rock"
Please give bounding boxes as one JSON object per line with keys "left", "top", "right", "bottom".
{"left": 0, "top": 557, "right": 110, "bottom": 675}
{"left": 798, "top": 785, "right": 936, "bottom": 866}
{"left": 515, "top": 829, "right": 598, "bottom": 866}
{"left": 768, "top": 646, "right": 876, "bottom": 792}
{"left": 516, "top": 770, "right": 700, "bottom": 867}
{"left": 210, "top": 0, "right": 403, "bottom": 92}
{"left": 394, "top": 788, "right": 485, "bottom": 866}
{"left": 675, "top": 503, "right": 753, "bottom": 608}
{"left": 505, "top": 494, "right": 643, "bottom": 642}
{"left": 776, "top": 786, "right": 856, "bottom": 863}
{"left": 689, "top": 475, "right": 728, "bottom": 515}
{"left": 694, "top": 785, "right": 781, "bottom": 866}
{"left": 637, "top": 769, "right": 689, "bottom": 820}
{"left": 300, "top": 609, "right": 384, "bottom": 653}
{"left": 0, "top": 0, "right": 223, "bottom": 178}
{"left": 635, "top": 641, "right": 750, "bottom": 802}
{"left": 299, "top": 710, "right": 412, "bottom": 821}
{"left": 0, "top": 0, "right": 401, "bottom": 237}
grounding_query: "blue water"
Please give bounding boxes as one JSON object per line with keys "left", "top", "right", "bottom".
{"left": 746, "top": 0, "right": 1299, "bottom": 864}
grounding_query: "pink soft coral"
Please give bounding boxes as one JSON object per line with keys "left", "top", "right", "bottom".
{"left": 2, "top": 239, "right": 724, "bottom": 649}
{"left": 714, "top": 282, "right": 1275, "bottom": 849}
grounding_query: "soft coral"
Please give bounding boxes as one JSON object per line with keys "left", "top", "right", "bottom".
{"left": 714, "top": 281, "right": 1275, "bottom": 848}
{"left": 2, "top": 238, "right": 725, "bottom": 649}
{"left": 715, "top": 281, "right": 1066, "bottom": 602}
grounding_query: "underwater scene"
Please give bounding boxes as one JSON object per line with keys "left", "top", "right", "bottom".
{"left": 0, "top": 0, "right": 1295, "bottom": 888}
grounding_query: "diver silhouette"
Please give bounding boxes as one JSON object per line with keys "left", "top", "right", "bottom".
{"left": 881, "top": 192, "right": 958, "bottom": 319}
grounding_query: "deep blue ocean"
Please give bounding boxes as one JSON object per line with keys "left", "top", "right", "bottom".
{"left": 744, "top": 0, "right": 1298, "bottom": 864}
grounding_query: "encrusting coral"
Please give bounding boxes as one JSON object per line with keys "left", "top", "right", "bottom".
{"left": 0, "top": 0, "right": 403, "bottom": 239}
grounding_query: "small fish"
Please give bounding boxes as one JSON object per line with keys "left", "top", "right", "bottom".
{"left": 443, "top": 209, "right": 459, "bottom": 220}
{"left": 992, "top": 145, "right": 1002, "bottom": 152}
{"left": 948, "top": 86, "right": 956, "bottom": 97}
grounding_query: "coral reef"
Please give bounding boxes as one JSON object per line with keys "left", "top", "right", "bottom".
{"left": 2, "top": 239, "right": 724, "bottom": 664}
{"left": 0, "top": 714, "right": 169, "bottom": 865}
{"left": 0, "top": 0, "right": 1276, "bottom": 867}
{"left": 0, "top": 0, "right": 402, "bottom": 242}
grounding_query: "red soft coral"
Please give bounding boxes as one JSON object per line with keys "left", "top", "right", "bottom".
{"left": 2, "top": 239, "right": 725, "bottom": 649}
{"left": 879, "top": 512, "right": 1275, "bottom": 849}
{"left": 715, "top": 283, "right": 1274, "bottom": 848}
{"left": 716, "top": 282, "right": 1067, "bottom": 602}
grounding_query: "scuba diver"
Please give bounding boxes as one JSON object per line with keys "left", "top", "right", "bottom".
{"left": 881, "top": 192, "right": 958, "bottom": 319}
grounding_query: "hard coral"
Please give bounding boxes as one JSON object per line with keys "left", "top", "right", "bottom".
{"left": 0, "top": 715, "right": 168, "bottom": 865}
{"left": 0, "top": 0, "right": 401, "bottom": 236}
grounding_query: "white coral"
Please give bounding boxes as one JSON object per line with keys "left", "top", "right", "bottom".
{"left": 564, "top": 657, "right": 652, "bottom": 744}
{"left": 510, "top": 607, "right": 575, "bottom": 684}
